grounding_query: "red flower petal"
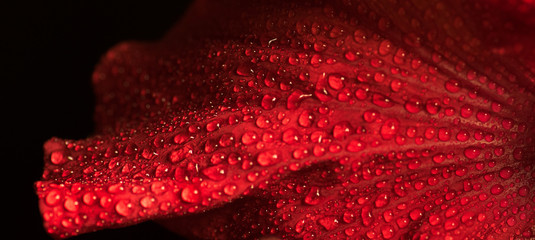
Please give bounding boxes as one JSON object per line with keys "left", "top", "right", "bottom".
{"left": 36, "top": 0, "right": 535, "bottom": 239}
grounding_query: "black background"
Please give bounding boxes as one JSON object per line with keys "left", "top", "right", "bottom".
{"left": 6, "top": 1, "right": 192, "bottom": 239}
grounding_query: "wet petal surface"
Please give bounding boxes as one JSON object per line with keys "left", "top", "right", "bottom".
{"left": 36, "top": 0, "right": 535, "bottom": 239}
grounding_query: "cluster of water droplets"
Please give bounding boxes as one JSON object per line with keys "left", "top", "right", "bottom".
{"left": 36, "top": 0, "right": 535, "bottom": 238}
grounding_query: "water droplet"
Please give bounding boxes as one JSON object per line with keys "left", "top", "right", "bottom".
{"left": 353, "top": 29, "right": 367, "bottom": 44}
{"left": 428, "top": 214, "right": 442, "bottom": 226}
{"left": 82, "top": 192, "right": 97, "bottom": 206}
{"left": 236, "top": 64, "right": 252, "bottom": 76}
{"left": 409, "top": 208, "right": 423, "bottom": 220}
{"left": 124, "top": 143, "right": 138, "bottom": 155}
{"left": 460, "top": 104, "right": 473, "bottom": 118}
{"left": 151, "top": 182, "right": 167, "bottom": 195}
{"left": 378, "top": 40, "right": 393, "bottom": 55}
{"left": 444, "top": 219, "right": 459, "bottom": 230}
{"left": 45, "top": 189, "right": 62, "bottom": 206}
{"left": 343, "top": 211, "right": 356, "bottom": 223}
{"left": 476, "top": 110, "right": 491, "bottom": 122}
{"left": 491, "top": 102, "right": 503, "bottom": 112}
{"left": 318, "top": 216, "right": 339, "bottom": 231}
{"left": 425, "top": 98, "right": 441, "bottom": 114}
{"left": 437, "top": 128, "right": 451, "bottom": 141}
{"left": 168, "top": 146, "right": 192, "bottom": 163}
{"left": 463, "top": 147, "right": 481, "bottom": 159}
{"left": 346, "top": 139, "right": 366, "bottom": 152}
{"left": 241, "top": 131, "right": 259, "bottom": 145}
{"left": 181, "top": 185, "right": 201, "bottom": 203}
{"left": 257, "top": 150, "right": 280, "bottom": 166}
{"left": 298, "top": 110, "right": 314, "bottom": 127}
{"left": 50, "top": 151, "right": 66, "bottom": 165}
{"left": 363, "top": 109, "right": 380, "bottom": 123}
{"left": 518, "top": 186, "right": 529, "bottom": 196}
{"left": 499, "top": 167, "right": 514, "bottom": 179}
{"left": 63, "top": 197, "right": 79, "bottom": 212}
{"left": 396, "top": 217, "right": 409, "bottom": 228}
{"left": 115, "top": 199, "right": 134, "bottom": 216}
{"left": 380, "top": 118, "right": 400, "bottom": 140}
{"left": 223, "top": 184, "right": 237, "bottom": 195}
{"left": 219, "top": 133, "right": 235, "bottom": 147}
{"left": 404, "top": 96, "right": 422, "bottom": 113}
{"left": 490, "top": 184, "right": 504, "bottom": 195}
{"left": 328, "top": 74, "right": 345, "bottom": 90}
{"left": 282, "top": 128, "right": 300, "bottom": 144}
{"left": 304, "top": 187, "right": 321, "bottom": 205}
{"left": 456, "top": 129, "right": 470, "bottom": 142}
{"left": 374, "top": 193, "right": 390, "bottom": 208}
{"left": 255, "top": 116, "right": 272, "bottom": 129}
{"left": 261, "top": 94, "right": 278, "bottom": 110}
{"left": 287, "top": 90, "right": 311, "bottom": 109}
{"left": 445, "top": 79, "right": 460, "bottom": 93}
{"left": 408, "top": 158, "right": 421, "bottom": 169}
{"left": 372, "top": 93, "right": 394, "bottom": 108}
{"left": 333, "top": 121, "right": 353, "bottom": 140}
{"left": 393, "top": 183, "right": 407, "bottom": 197}
{"left": 140, "top": 196, "right": 156, "bottom": 209}
{"left": 381, "top": 225, "right": 395, "bottom": 239}
{"left": 202, "top": 164, "right": 227, "bottom": 181}
{"left": 361, "top": 205, "right": 374, "bottom": 226}
{"left": 432, "top": 153, "right": 446, "bottom": 164}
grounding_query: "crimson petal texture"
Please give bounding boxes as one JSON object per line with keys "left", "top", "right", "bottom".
{"left": 36, "top": 0, "right": 535, "bottom": 239}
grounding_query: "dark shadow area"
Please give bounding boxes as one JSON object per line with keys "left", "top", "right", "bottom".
{"left": 5, "top": 1, "right": 192, "bottom": 239}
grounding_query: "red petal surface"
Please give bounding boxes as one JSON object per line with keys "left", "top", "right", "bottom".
{"left": 36, "top": 0, "right": 535, "bottom": 239}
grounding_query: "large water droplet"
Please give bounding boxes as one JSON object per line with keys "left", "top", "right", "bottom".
{"left": 463, "top": 147, "right": 481, "bottom": 159}
{"left": 298, "top": 110, "right": 314, "bottom": 127}
{"left": 380, "top": 118, "right": 400, "bottom": 140}
{"left": 333, "top": 121, "right": 353, "bottom": 140}
{"left": 115, "top": 199, "right": 134, "bottom": 217}
{"left": 45, "top": 189, "right": 62, "bottom": 206}
{"left": 499, "top": 167, "right": 514, "bottom": 180}
{"left": 374, "top": 193, "right": 390, "bottom": 208}
{"left": 318, "top": 216, "right": 339, "bottom": 231}
{"left": 181, "top": 185, "right": 201, "bottom": 203}
{"left": 404, "top": 96, "right": 422, "bottom": 113}
{"left": 241, "top": 131, "right": 259, "bottom": 145}
{"left": 304, "top": 187, "right": 321, "bottom": 205}
{"left": 202, "top": 164, "right": 227, "bottom": 181}
{"left": 328, "top": 74, "right": 345, "bottom": 90}
{"left": 460, "top": 104, "right": 474, "bottom": 118}
{"left": 372, "top": 93, "right": 394, "bottom": 108}
{"left": 50, "top": 151, "right": 66, "bottom": 165}
{"left": 445, "top": 79, "right": 460, "bottom": 93}
{"left": 261, "top": 94, "right": 277, "bottom": 110}
{"left": 346, "top": 139, "right": 366, "bottom": 152}
{"left": 378, "top": 40, "right": 393, "bottom": 55}
{"left": 490, "top": 184, "right": 504, "bottom": 195}
{"left": 282, "top": 128, "right": 300, "bottom": 144}
{"left": 257, "top": 150, "right": 280, "bottom": 166}
{"left": 140, "top": 196, "right": 156, "bottom": 209}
